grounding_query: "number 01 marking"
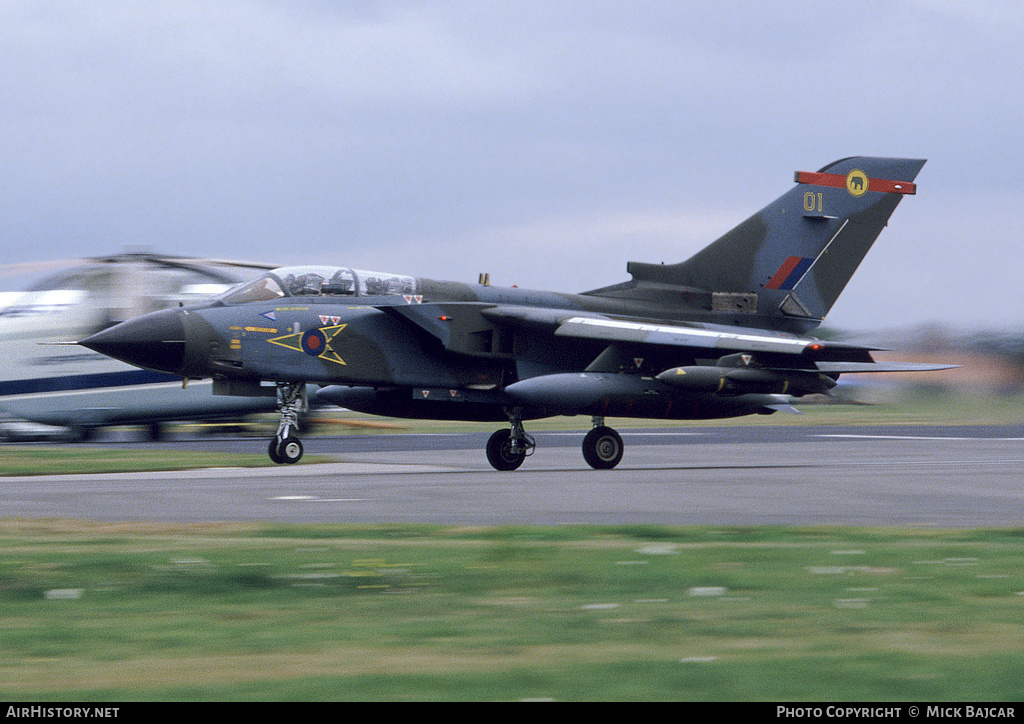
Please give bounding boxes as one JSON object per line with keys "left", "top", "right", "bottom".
{"left": 803, "top": 192, "right": 823, "bottom": 213}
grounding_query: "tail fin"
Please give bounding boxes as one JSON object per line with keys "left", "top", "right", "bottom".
{"left": 588, "top": 157, "right": 925, "bottom": 326}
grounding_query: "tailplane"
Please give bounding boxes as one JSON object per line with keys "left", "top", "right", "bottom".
{"left": 587, "top": 157, "right": 925, "bottom": 327}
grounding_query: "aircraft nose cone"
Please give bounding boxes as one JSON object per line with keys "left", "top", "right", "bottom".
{"left": 79, "top": 308, "right": 186, "bottom": 375}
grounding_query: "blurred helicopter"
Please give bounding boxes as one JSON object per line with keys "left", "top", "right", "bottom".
{"left": 0, "top": 252, "right": 281, "bottom": 440}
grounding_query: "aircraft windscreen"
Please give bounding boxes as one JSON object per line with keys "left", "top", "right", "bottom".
{"left": 223, "top": 266, "right": 417, "bottom": 303}
{"left": 222, "top": 275, "right": 286, "bottom": 304}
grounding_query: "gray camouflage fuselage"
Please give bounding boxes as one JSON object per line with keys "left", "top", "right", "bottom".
{"left": 182, "top": 278, "right": 801, "bottom": 421}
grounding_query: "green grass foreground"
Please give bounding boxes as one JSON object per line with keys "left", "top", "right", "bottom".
{"left": 1, "top": 520, "right": 1023, "bottom": 701}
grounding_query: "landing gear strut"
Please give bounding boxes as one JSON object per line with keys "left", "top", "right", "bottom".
{"left": 486, "top": 407, "right": 535, "bottom": 471}
{"left": 269, "top": 382, "right": 307, "bottom": 464}
{"left": 582, "top": 416, "right": 623, "bottom": 469}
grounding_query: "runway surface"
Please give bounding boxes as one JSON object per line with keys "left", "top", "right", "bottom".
{"left": 5, "top": 424, "right": 1024, "bottom": 527}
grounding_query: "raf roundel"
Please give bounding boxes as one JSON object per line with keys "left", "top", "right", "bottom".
{"left": 301, "top": 329, "right": 326, "bottom": 356}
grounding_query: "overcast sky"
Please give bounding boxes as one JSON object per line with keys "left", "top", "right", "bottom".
{"left": 1, "top": 0, "right": 1021, "bottom": 332}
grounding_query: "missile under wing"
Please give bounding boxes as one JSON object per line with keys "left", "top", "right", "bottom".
{"left": 81, "top": 157, "right": 952, "bottom": 466}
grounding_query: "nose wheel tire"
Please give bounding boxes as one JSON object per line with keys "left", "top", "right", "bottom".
{"left": 582, "top": 426, "right": 623, "bottom": 469}
{"left": 486, "top": 429, "right": 527, "bottom": 471}
{"left": 268, "top": 438, "right": 283, "bottom": 464}
{"left": 269, "top": 435, "right": 303, "bottom": 464}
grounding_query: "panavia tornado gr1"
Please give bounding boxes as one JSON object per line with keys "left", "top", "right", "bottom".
{"left": 81, "top": 157, "right": 950, "bottom": 470}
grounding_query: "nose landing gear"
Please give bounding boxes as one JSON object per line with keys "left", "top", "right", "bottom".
{"left": 269, "top": 382, "right": 307, "bottom": 464}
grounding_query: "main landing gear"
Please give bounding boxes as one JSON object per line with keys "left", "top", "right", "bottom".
{"left": 486, "top": 409, "right": 535, "bottom": 471}
{"left": 268, "top": 382, "right": 306, "bottom": 464}
{"left": 485, "top": 413, "right": 625, "bottom": 471}
{"left": 581, "top": 418, "right": 624, "bottom": 470}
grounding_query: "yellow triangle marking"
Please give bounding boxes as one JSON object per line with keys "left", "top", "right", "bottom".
{"left": 267, "top": 324, "right": 349, "bottom": 364}
{"left": 267, "top": 332, "right": 303, "bottom": 352}
{"left": 319, "top": 324, "right": 348, "bottom": 365}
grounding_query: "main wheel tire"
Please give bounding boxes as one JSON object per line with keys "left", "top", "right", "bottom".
{"left": 486, "top": 429, "right": 526, "bottom": 471}
{"left": 276, "top": 435, "right": 304, "bottom": 464}
{"left": 582, "top": 426, "right": 624, "bottom": 469}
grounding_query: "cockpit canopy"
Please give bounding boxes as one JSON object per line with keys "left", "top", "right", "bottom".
{"left": 221, "top": 266, "right": 417, "bottom": 305}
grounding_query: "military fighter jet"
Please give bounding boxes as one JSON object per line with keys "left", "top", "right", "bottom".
{"left": 80, "top": 157, "right": 950, "bottom": 469}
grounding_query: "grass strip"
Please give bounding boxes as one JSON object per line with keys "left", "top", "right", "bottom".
{"left": 1, "top": 520, "right": 1023, "bottom": 701}
{"left": 0, "top": 448, "right": 334, "bottom": 476}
